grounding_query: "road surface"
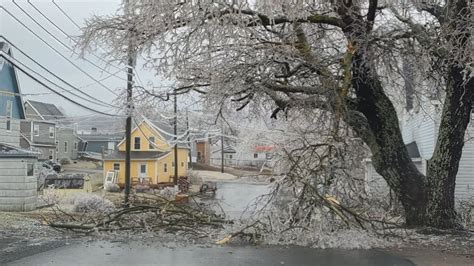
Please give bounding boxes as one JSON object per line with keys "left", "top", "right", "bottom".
{"left": 9, "top": 240, "right": 413, "bottom": 266}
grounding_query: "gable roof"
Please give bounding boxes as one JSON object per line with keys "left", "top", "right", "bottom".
{"left": 25, "top": 100, "right": 64, "bottom": 120}
{"left": 0, "top": 143, "right": 38, "bottom": 159}
{"left": 0, "top": 42, "right": 26, "bottom": 119}
{"left": 104, "top": 150, "right": 170, "bottom": 161}
{"left": 78, "top": 132, "right": 124, "bottom": 142}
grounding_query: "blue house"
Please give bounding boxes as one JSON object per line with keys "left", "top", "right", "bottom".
{"left": 0, "top": 42, "right": 26, "bottom": 145}
{"left": 0, "top": 41, "right": 38, "bottom": 211}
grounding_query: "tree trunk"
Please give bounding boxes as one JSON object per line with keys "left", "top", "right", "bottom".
{"left": 341, "top": 0, "right": 473, "bottom": 229}
{"left": 424, "top": 66, "right": 473, "bottom": 228}
{"left": 346, "top": 53, "right": 428, "bottom": 226}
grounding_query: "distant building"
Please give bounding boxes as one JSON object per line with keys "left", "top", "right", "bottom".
{"left": 190, "top": 132, "right": 210, "bottom": 165}
{"left": 77, "top": 130, "right": 124, "bottom": 154}
{"left": 0, "top": 42, "right": 38, "bottom": 211}
{"left": 20, "top": 119, "right": 56, "bottom": 161}
{"left": 23, "top": 100, "right": 80, "bottom": 161}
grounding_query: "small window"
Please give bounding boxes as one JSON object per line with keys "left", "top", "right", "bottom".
{"left": 27, "top": 163, "right": 34, "bottom": 176}
{"left": 164, "top": 163, "right": 168, "bottom": 172}
{"left": 134, "top": 137, "right": 141, "bottom": 149}
{"left": 6, "top": 100, "right": 12, "bottom": 131}
{"left": 74, "top": 142, "right": 77, "bottom": 150}
{"left": 64, "top": 141, "right": 68, "bottom": 153}
{"left": 49, "top": 149, "right": 54, "bottom": 160}
{"left": 55, "top": 141, "right": 59, "bottom": 152}
{"left": 181, "top": 162, "right": 184, "bottom": 167}
{"left": 149, "top": 136, "right": 155, "bottom": 149}
{"left": 254, "top": 153, "right": 258, "bottom": 159}
{"left": 34, "top": 124, "right": 39, "bottom": 136}
{"left": 266, "top": 153, "right": 273, "bottom": 160}
{"left": 113, "top": 163, "right": 120, "bottom": 170}
{"left": 49, "top": 126, "right": 55, "bottom": 138}
{"left": 172, "top": 162, "right": 175, "bottom": 167}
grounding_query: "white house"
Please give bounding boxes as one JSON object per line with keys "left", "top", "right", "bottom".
{"left": 365, "top": 99, "right": 474, "bottom": 200}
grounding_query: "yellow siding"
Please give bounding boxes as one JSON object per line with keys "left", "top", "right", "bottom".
{"left": 156, "top": 148, "right": 189, "bottom": 183}
{"left": 117, "top": 122, "right": 170, "bottom": 152}
{"left": 103, "top": 148, "right": 189, "bottom": 184}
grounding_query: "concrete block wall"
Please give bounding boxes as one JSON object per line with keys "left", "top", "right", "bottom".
{"left": 0, "top": 159, "right": 37, "bottom": 211}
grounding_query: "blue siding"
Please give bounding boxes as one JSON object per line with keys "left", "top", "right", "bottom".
{"left": 0, "top": 53, "right": 25, "bottom": 119}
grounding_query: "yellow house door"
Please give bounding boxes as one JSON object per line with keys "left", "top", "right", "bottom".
{"left": 138, "top": 163, "right": 147, "bottom": 183}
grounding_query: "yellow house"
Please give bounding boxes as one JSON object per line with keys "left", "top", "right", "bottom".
{"left": 103, "top": 120, "right": 189, "bottom": 186}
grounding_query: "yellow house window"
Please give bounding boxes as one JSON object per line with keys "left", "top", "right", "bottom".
{"left": 164, "top": 163, "right": 168, "bottom": 172}
{"left": 181, "top": 162, "right": 184, "bottom": 167}
{"left": 134, "top": 137, "right": 141, "bottom": 149}
{"left": 113, "top": 163, "right": 120, "bottom": 170}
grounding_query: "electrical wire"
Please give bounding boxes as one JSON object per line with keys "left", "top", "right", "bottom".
{"left": 0, "top": 50, "right": 118, "bottom": 110}
{"left": 0, "top": 53, "right": 123, "bottom": 117}
{"left": 0, "top": 36, "right": 120, "bottom": 108}
{"left": 12, "top": 1, "right": 129, "bottom": 82}
{"left": 0, "top": 5, "right": 120, "bottom": 96}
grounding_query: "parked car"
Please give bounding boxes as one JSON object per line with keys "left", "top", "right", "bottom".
{"left": 42, "top": 161, "right": 61, "bottom": 173}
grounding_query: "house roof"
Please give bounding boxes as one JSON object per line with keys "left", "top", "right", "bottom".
{"left": 0, "top": 42, "right": 26, "bottom": 119}
{"left": 78, "top": 133, "right": 124, "bottom": 142}
{"left": 0, "top": 143, "right": 38, "bottom": 159}
{"left": 26, "top": 100, "right": 65, "bottom": 120}
{"left": 406, "top": 141, "right": 421, "bottom": 158}
{"left": 103, "top": 150, "right": 170, "bottom": 160}
{"left": 212, "top": 144, "right": 237, "bottom": 154}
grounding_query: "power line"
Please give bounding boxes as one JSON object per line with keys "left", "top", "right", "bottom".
{"left": 0, "top": 5, "right": 120, "bottom": 96}
{"left": 12, "top": 1, "right": 128, "bottom": 82}
{"left": 47, "top": 0, "right": 150, "bottom": 89}
{"left": 48, "top": 0, "right": 151, "bottom": 98}
{"left": 51, "top": 0, "right": 81, "bottom": 29}
{"left": 0, "top": 49, "right": 117, "bottom": 110}
{"left": 0, "top": 53, "right": 123, "bottom": 117}
{"left": 0, "top": 36, "right": 120, "bottom": 108}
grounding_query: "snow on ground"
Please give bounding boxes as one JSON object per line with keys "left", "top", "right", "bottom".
{"left": 190, "top": 170, "right": 238, "bottom": 181}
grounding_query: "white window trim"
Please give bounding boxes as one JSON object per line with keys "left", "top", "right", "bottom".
{"left": 49, "top": 126, "right": 55, "bottom": 138}
{"left": 33, "top": 124, "right": 40, "bottom": 137}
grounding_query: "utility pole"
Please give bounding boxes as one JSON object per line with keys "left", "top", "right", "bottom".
{"left": 173, "top": 92, "right": 178, "bottom": 186}
{"left": 124, "top": 0, "right": 134, "bottom": 207}
{"left": 221, "top": 119, "right": 224, "bottom": 173}
{"left": 186, "top": 109, "right": 192, "bottom": 169}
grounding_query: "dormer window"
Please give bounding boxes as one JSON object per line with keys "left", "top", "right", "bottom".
{"left": 134, "top": 137, "right": 141, "bottom": 149}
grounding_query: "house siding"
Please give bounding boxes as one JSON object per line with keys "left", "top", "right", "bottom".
{"left": 0, "top": 159, "right": 37, "bottom": 211}
{"left": 0, "top": 119, "right": 20, "bottom": 146}
{"left": 401, "top": 105, "right": 440, "bottom": 159}
{"left": 456, "top": 126, "right": 474, "bottom": 200}
{"left": 56, "top": 127, "right": 80, "bottom": 161}
{"left": 367, "top": 102, "right": 474, "bottom": 200}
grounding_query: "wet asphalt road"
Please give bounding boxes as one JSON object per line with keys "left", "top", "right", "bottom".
{"left": 4, "top": 182, "right": 415, "bottom": 265}
{"left": 9, "top": 240, "right": 414, "bottom": 266}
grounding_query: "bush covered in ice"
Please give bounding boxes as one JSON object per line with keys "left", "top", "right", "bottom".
{"left": 159, "top": 186, "right": 178, "bottom": 200}
{"left": 72, "top": 194, "right": 115, "bottom": 213}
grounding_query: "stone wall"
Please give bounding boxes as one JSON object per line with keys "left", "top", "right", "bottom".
{"left": 0, "top": 159, "right": 37, "bottom": 211}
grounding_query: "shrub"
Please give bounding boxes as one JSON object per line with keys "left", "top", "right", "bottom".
{"left": 72, "top": 194, "right": 115, "bottom": 213}
{"left": 60, "top": 158, "right": 71, "bottom": 165}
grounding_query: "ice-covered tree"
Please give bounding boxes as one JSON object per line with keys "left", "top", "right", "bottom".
{"left": 80, "top": 0, "right": 473, "bottom": 228}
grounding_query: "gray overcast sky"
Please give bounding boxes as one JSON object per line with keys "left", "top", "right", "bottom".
{"left": 1, "top": 0, "right": 161, "bottom": 118}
